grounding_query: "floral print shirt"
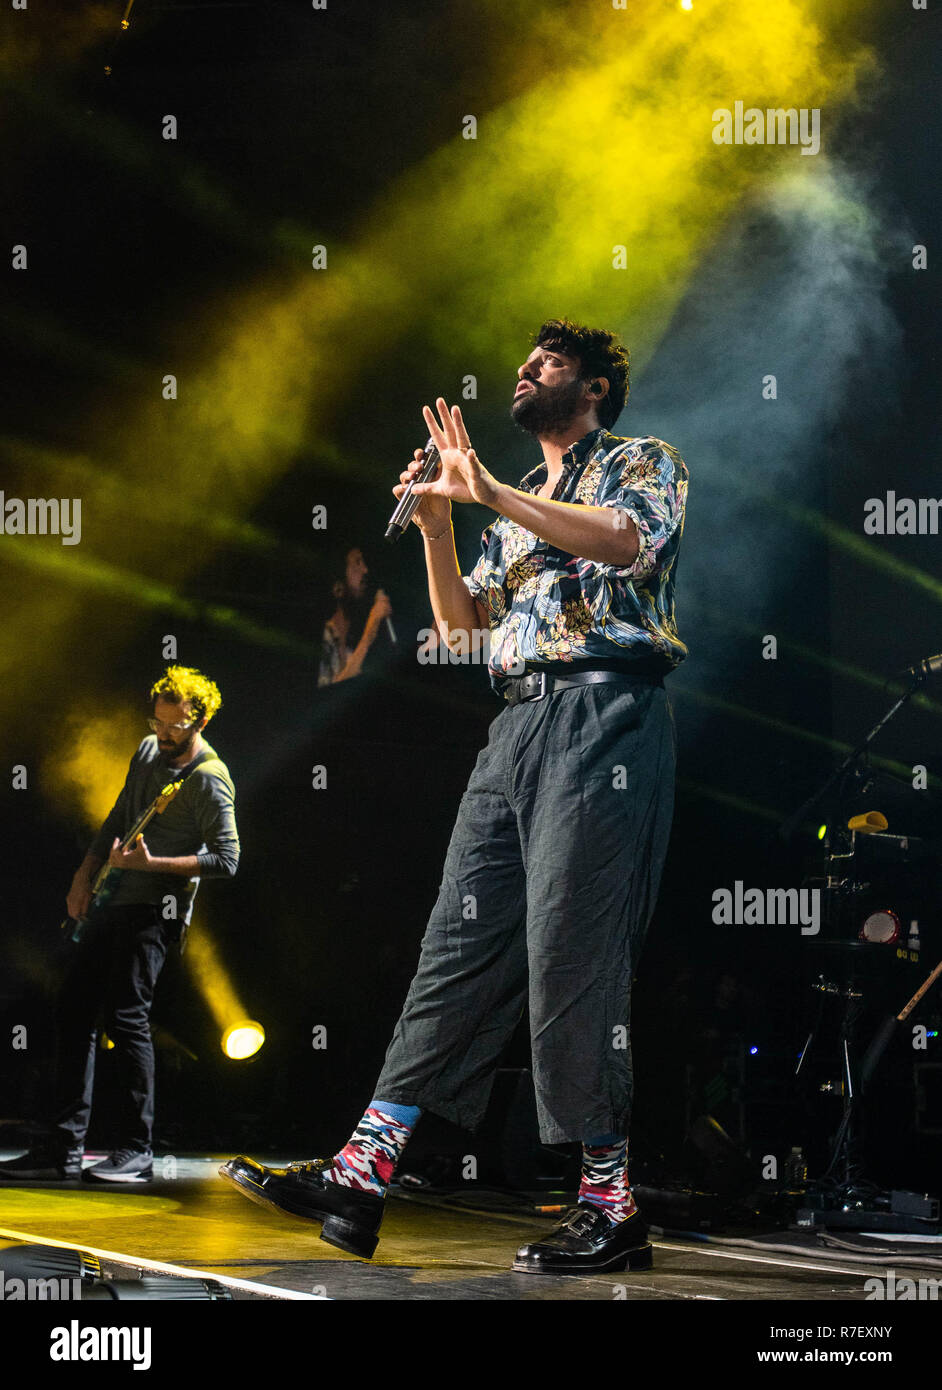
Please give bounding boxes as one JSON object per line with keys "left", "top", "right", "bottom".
{"left": 463, "top": 428, "right": 688, "bottom": 685}
{"left": 317, "top": 620, "right": 345, "bottom": 687}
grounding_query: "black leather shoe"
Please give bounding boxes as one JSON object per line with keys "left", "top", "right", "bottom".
{"left": 218, "top": 1155, "right": 385, "bottom": 1258}
{"left": 512, "top": 1204, "right": 653, "bottom": 1275}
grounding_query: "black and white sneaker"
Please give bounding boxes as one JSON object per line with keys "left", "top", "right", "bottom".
{"left": 0, "top": 1145, "right": 84, "bottom": 1181}
{"left": 82, "top": 1147, "right": 154, "bottom": 1184}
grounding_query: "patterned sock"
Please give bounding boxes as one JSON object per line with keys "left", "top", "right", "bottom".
{"left": 320, "top": 1099, "right": 421, "bottom": 1196}
{"left": 578, "top": 1134, "right": 637, "bottom": 1223}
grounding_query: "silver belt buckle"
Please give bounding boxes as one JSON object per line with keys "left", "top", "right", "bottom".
{"left": 526, "top": 671, "right": 548, "bottom": 702}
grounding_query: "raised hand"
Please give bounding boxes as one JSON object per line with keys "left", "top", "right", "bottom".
{"left": 365, "top": 588, "right": 393, "bottom": 638}
{"left": 412, "top": 399, "right": 499, "bottom": 509}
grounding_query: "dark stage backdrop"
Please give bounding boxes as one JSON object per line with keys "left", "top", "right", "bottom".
{"left": 1, "top": 0, "right": 939, "bottom": 1192}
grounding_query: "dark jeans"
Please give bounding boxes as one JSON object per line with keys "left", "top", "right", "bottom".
{"left": 51, "top": 904, "right": 172, "bottom": 1154}
{"left": 374, "top": 677, "right": 676, "bottom": 1144}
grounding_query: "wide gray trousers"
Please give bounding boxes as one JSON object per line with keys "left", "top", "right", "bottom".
{"left": 374, "top": 676, "right": 676, "bottom": 1144}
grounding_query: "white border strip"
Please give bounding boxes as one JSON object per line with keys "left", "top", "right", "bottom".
{"left": 0, "top": 1225, "right": 871, "bottom": 1290}
{"left": 659, "top": 1242, "right": 870, "bottom": 1278}
{"left": 0, "top": 1226, "right": 327, "bottom": 1300}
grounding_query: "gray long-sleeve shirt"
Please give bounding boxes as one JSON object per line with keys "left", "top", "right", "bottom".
{"left": 88, "top": 736, "right": 239, "bottom": 924}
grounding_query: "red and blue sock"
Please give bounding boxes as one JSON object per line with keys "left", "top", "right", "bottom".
{"left": 320, "top": 1100, "right": 421, "bottom": 1196}
{"left": 578, "top": 1133, "right": 637, "bottom": 1223}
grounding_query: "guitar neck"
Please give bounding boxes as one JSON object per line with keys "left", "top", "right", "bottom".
{"left": 120, "top": 800, "right": 164, "bottom": 849}
{"left": 90, "top": 780, "right": 183, "bottom": 893}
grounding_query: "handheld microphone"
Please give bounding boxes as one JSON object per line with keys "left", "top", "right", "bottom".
{"left": 385, "top": 437, "right": 440, "bottom": 543}
{"left": 365, "top": 577, "right": 398, "bottom": 644}
{"left": 899, "top": 653, "right": 942, "bottom": 682}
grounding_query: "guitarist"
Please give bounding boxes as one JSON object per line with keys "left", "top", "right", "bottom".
{"left": 0, "top": 665, "right": 239, "bottom": 1185}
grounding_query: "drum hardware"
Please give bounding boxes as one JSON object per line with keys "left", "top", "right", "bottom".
{"left": 779, "top": 664, "right": 940, "bottom": 1229}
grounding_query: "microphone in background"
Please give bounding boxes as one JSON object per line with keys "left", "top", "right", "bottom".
{"left": 365, "top": 575, "right": 397, "bottom": 644}
{"left": 898, "top": 652, "right": 942, "bottom": 682}
{"left": 385, "top": 437, "right": 441, "bottom": 543}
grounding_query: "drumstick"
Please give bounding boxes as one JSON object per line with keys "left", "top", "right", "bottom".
{"left": 897, "top": 959, "right": 942, "bottom": 1022}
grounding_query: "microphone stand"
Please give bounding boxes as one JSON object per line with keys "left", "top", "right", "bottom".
{"left": 778, "top": 673, "right": 923, "bottom": 843}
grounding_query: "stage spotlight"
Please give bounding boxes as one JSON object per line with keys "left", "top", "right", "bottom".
{"left": 83, "top": 1276, "right": 232, "bottom": 1301}
{"left": 817, "top": 823, "right": 827, "bottom": 840}
{"left": 680, "top": 0, "right": 693, "bottom": 10}
{"left": 0, "top": 1243, "right": 232, "bottom": 1301}
{"left": 221, "top": 1020, "right": 265, "bottom": 1060}
{"left": 0, "top": 1242, "right": 99, "bottom": 1298}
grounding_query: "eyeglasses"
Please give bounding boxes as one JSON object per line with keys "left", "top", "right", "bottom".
{"left": 147, "top": 718, "right": 195, "bottom": 735}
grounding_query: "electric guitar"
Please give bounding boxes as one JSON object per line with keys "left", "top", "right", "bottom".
{"left": 62, "top": 779, "right": 185, "bottom": 942}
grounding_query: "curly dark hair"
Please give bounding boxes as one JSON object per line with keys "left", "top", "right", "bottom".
{"left": 533, "top": 318, "right": 630, "bottom": 429}
{"left": 150, "top": 665, "right": 222, "bottom": 724}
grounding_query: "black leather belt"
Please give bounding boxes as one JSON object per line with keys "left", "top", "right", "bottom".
{"left": 500, "top": 669, "right": 657, "bottom": 707}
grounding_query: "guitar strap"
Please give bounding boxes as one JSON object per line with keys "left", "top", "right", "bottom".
{"left": 170, "top": 750, "right": 227, "bottom": 956}
{"left": 157, "top": 744, "right": 218, "bottom": 791}
{"left": 158, "top": 746, "right": 220, "bottom": 953}
{"left": 66, "top": 747, "right": 224, "bottom": 945}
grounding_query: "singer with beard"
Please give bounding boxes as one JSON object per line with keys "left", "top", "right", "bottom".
{"left": 220, "top": 318, "right": 687, "bottom": 1275}
{"left": 0, "top": 665, "right": 239, "bottom": 1185}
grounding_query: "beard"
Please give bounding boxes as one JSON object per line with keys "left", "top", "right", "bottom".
{"left": 158, "top": 729, "right": 199, "bottom": 764}
{"left": 510, "top": 376, "right": 588, "bottom": 437}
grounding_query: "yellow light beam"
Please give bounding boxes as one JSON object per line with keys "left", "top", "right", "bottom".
{"left": 678, "top": 778, "right": 783, "bottom": 824}
{"left": 0, "top": 436, "right": 305, "bottom": 562}
{"left": 711, "top": 473, "right": 942, "bottom": 607}
{"left": 0, "top": 543, "right": 314, "bottom": 661}
{"left": 0, "top": 0, "right": 886, "bottom": 745}
{"left": 673, "top": 684, "right": 938, "bottom": 788}
{"left": 184, "top": 920, "right": 248, "bottom": 1036}
{"left": 777, "top": 499, "right": 942, "bottom": 605}
{"left": 680, "top": 599, "right": 942, "bottom": 718}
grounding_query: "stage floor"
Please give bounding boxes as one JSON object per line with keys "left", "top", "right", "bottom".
{"left": 3, "top": 1153, "right": 941, "bottom": 1302}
